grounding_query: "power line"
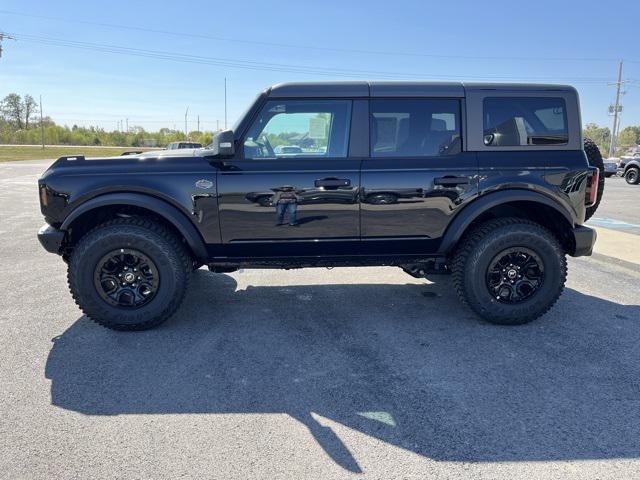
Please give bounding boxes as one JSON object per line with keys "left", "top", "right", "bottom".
{"left": 1, "top": 8, "right": 638, "bottom": 64}
{"left": 3, "top": 31, "right": 617, "bottom": 84}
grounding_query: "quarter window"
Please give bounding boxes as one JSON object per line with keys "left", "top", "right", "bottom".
{"left": 483, "top": 97, "right": 568, "bottom": 147}
{"left": 370, "top": 99, "right": 461, "bottom": 157}
{"left": 243, "top": 100, "right": 352, "bottom": 159}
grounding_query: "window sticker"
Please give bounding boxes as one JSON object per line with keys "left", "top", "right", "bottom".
{"left": 269, "top": 104, "right": 286, "bottom": 113}
{"left": 309, "top": 117, "right": 327, "bottom": 139}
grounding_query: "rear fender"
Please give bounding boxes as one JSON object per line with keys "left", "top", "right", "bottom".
{"left": 437, "top": 190, "right": 573, "bottom": 255}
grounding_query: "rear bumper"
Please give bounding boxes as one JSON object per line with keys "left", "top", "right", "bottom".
{"left": 37, "top": 224, "right": 65, "bottom": 254}
{"left": 571, "top": 225, "right": 597, "bottom": 257}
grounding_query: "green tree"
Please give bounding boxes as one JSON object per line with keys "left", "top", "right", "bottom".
{"left": 617, "top": 126, "right": 640, "bottom": 148}
{"left": 1, "top": 93, "right": 24, "bottom": 129}
{"left": 583, "top": 123, "right": 610, "bottom": 154}
{"left": 23, "top": 94, "right": 38, "bottom": 129}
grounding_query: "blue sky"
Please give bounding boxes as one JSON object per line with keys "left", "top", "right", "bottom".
{"left": 1, "top": 0, "right": 639, "bottom": 133}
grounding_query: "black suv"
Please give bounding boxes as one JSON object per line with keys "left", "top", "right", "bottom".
{"left": 37, "top": 82, "right": 600, "bottom": 331}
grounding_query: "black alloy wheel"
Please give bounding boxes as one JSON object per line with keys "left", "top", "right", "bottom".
{"left": 626, "top": 167, "right": 639, "bottom": 185}
{"left": 94, "top": 248, "right": 159, "bottom": 308}
{"left": 486, "top": 247, "right": 544, "bottom": 304}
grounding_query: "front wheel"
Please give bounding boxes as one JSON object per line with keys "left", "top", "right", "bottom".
{"left": 625, "top": 167, "right": 640, "bottom": 185}
{"left": 452, "top": 218, "right": 566, "bottom": 325}
{"left": 68, "top": 218, "right": 191, "bottom": 331}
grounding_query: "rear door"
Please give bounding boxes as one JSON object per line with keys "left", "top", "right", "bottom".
{"left": 216, "top": 98, "right": 363, "bottom": 256}
{"left": 360, "top": 96, "right": 478, "bottom": 254}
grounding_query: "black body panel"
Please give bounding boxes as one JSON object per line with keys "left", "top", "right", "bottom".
{"left": 360, "top": 153, "right": 478, "bottom": 254}
{"left": 37, "top": 81, "right": 597, "bottom": 265}
{"left": 216, "top": 158, "right": 362, "bottom": 257}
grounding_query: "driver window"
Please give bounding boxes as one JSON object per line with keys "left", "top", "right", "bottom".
{"left": 243, "top": 100, "right": 352, "bottom": 159}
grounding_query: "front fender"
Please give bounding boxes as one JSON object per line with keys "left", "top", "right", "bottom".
{"left": 60, "top": 192, "right": 208, "bottom": 261}
{"left": 624, "top": 160, "right": 640, "bottom": 172}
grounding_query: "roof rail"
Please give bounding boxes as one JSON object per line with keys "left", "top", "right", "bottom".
{"left": 56, "top": 155, "right": 85, "bottom": 162}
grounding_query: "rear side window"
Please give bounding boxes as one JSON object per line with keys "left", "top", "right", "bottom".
{"left": 483, "top": 97, "right": 568, "bottom": 147}
{"left": 370, "top": 99, "right": 461, "bottom": 157}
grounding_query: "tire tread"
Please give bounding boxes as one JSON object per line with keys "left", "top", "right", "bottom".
{"left": 67, "top": 217, "right": 191, "bottom": 331}
{"left": 451, "top": 217, "right": 567, "bottom": 325}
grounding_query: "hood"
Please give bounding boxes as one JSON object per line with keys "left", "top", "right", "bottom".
{"left": 135, "top": 148, "right": 207, "bottom": 158}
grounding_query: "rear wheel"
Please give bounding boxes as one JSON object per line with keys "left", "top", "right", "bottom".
{"left": 68, "top": 217, "right": 191, "bottom": 331}
{"left": 452, "top": 218, "right": 566, "bottom": 325}
{"left": 625, "top": 167, "right": 640, "bottom": 185}
{"left": 584, "top": 138, "right": 605, "bottom": 221}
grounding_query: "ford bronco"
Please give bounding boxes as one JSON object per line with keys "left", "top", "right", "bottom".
{"left": 37, "top": 82, "right": 601, "bottom": 330}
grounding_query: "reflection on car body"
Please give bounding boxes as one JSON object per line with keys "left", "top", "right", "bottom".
{"left": 246, "top": 184, "right": 357, "bottom": 207}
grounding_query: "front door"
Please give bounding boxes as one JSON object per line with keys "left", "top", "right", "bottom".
{"left": 360, "top": 97, "right": 478, "bottom": 254}
{"left": 217, "top": 98, "right": 361, "bottom": 256}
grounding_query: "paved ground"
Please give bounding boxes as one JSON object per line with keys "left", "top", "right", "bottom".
{"left": 1, "top": 160, "right": 639, "bottom": 479}
{"left": 588, "top": 175, "right": 640, "bottom": 236}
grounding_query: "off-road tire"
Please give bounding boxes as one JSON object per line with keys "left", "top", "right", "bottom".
{"left": 584, "top": 138, "right": 605, "bottom": 221}
{"left": 68, "top": 217, "right": 191, "bottom": 331}
{"left": 625, "top": 166, "right": 640, "bottom": 185}
{"left": 452, "top": 217, "right": 567, "bottom": 325}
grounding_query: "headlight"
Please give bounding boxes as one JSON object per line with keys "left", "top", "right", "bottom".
{"left": 39, "top": 185, "right": 49, "bottom": 207}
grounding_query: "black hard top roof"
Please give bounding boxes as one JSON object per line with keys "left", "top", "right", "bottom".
{"left": 267, "top": 81, "right": 576, "bottom": 98}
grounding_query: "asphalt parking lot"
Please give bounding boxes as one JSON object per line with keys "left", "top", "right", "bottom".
{"left": 587, "top": 175, "right": 640, "bottom": 235}
{"left": 1, "top": 160, "right": 639, "bottom": 479}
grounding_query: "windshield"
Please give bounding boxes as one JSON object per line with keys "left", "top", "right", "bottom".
{"left": 205, "top": 92, "right": 268, "bottom": 149}
{"left": 232, "top": 93, "right": 262, "bottom": 132}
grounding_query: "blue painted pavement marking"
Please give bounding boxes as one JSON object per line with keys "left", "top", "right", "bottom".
{"left": 588, "top": 217, "right": 640, "bottom": 234}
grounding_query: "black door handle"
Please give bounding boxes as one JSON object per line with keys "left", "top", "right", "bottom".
{"left": 434, "top": 176, "right": 470, "bottom": 186}
{"left": 315, "top": 177, "right": 351, "bottom": 188}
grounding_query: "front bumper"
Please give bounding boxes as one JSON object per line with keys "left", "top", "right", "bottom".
{"left": 571, "top": 225, "right": 597, "bottom": 257}
{"left": 37, "top": 224, "right": 66, "bottom": 254}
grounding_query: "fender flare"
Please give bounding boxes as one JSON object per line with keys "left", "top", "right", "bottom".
{"left": 437, "top": 190, "right": 574, "bottom": 255}
{"left": 60, "top": 192, "right": 208, "bottom": 260}
{"left": 624, "top": 160, "right": 640, "bottom": 172}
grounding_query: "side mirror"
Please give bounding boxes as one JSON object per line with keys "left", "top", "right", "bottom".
{"left": 209, "top": 129, "right": 235, "bottom": 157}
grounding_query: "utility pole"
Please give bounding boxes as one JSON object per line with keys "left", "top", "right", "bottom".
{"left": 184, "top": 107, "right": 189, "bottom": 136}
{"left": 0, "top": 33, "right": 16, "bottom": 59}
{"left": 126, "top": 118, "right": 129, "bottom": 133}
{"left": 197, "top": 115, "right": 200, "bottom": 132}
{"left": 39, "top": 95, "right": 45, "bottom": 149}
{"left": 224, "top": 77, "right": 227, "bottom": 129}
{"left": 608, "top": 61, "right": 626, "bottom": 157}
{"left": 216, "top": 119, "right": 219, "bottom": 131}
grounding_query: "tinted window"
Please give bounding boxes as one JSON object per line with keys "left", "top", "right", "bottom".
{"left": 483, "top": 97, "right": 568, "bottom": 147}
{"left": 370, "top": 99, "right": 461, "bottom": 157}
{"left": 244, "top": 100, "right": 352, "bottom": 159}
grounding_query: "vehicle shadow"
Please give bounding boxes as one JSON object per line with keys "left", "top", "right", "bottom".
{"left": 45, "top": 270, "right": 640, "bottom": 472}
